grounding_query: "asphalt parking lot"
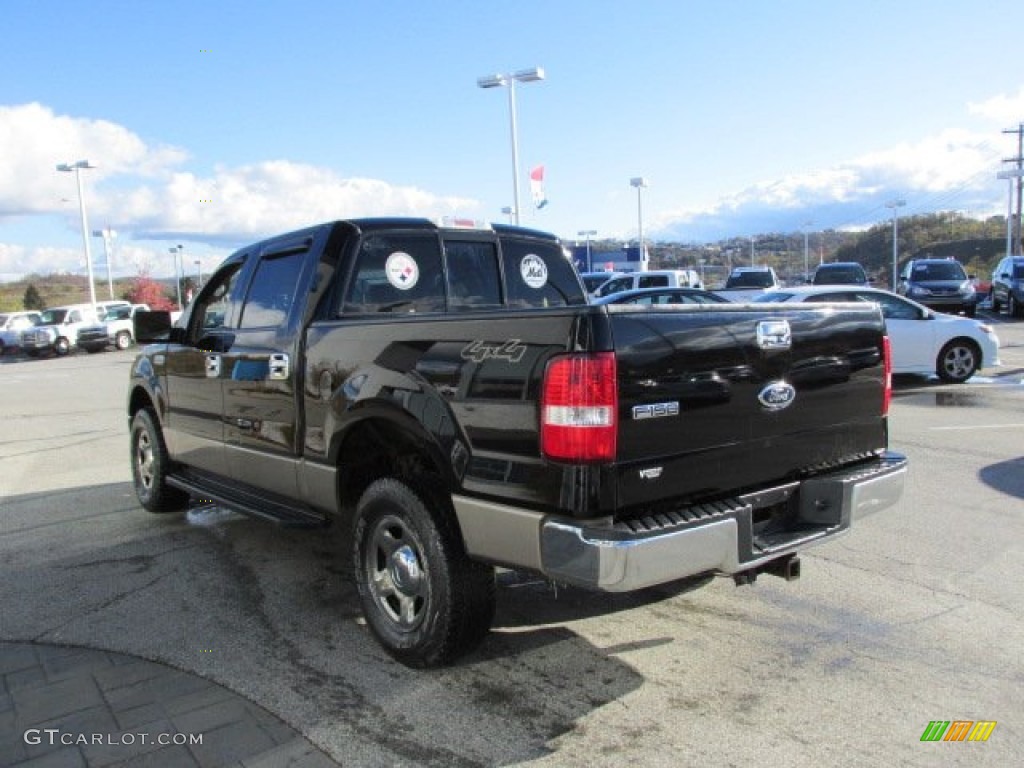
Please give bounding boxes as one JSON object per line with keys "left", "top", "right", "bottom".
{"left": 1, "top": 311, "right": 1022, "bottom": 767}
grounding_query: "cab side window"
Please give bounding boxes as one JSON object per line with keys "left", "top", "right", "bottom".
{"left": 239, "top": 251, "right": 307, "bottom": 329}
{"left": 500, "top": 239, "right": 587, "bottom": 308}
{"left": 638, "top": 275, "right": 668, "bottom": 289}
{"left": 342, "top": 234, "right": 445, "bottom": 315}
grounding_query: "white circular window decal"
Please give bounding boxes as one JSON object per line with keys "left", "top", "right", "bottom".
{"left": 520, "top": 254, "right": 548, "bottom": 289}
{"left": 385, "top": 251, "right": 419, "bottom": 290}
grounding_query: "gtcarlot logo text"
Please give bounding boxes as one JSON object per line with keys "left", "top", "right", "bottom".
{"left": 24, "top": 728, "right": 203, "bottom": 747}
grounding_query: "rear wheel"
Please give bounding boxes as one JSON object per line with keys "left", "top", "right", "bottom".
{"left": 936, "top": 339, "right": 979, "bottom": 383}
{"left": 130, "top": 408, "right": 189, "bottom": 513}
{"left": 353, "top": 478, "right": 495, "bottom": 668}
{"left": 991, "top": 293, "right": 1001, "bottom": 313}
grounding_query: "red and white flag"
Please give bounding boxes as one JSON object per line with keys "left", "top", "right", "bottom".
{"left": 529, "top": 165, "right": 548, "bottom": 209}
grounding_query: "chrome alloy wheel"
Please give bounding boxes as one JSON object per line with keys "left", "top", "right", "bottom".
{"left": 134, "top": 428, "right": 156, "bottom": 492}
{"left": 365, "top": 514, "right": 429, "bottom": 632}
{"left": 940, "top": 343, "right": 977, "bottom": 382}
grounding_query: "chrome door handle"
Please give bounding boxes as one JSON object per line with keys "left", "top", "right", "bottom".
{"left": 205, "top": 354, "right": 221, "bottom": 378}
{"left": 268, "top": 353, "right": 289, "bottom": 380}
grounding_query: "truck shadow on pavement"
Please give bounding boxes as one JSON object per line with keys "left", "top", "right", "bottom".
{"left": 1, "top": 482, "right": 652, "bottom": 766}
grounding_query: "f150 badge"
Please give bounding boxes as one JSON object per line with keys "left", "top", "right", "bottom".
{"left": 757, "top": 381, "right": 797, "bottom": 411}
{"left": 632, "top": 401, "right": 680, "bottom": 420}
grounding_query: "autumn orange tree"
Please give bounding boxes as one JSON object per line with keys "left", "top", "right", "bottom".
{"left": 126, "top": 274, "right": 176, "bottom": 311}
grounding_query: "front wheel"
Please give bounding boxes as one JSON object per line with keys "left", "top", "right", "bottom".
{"left": 115, "top": 331, "right": 132, "bottom": 350}
{"left": 353, "top": 478, "right": 495, "bottom": 668}
{"left": 130, "top": 408, "right": 189, "bottom": 513}
{"left": 54, "top": 337, "right": 71, "bottom": 356}
{"left": 1011, "top": 295, "right": 1024, "bottom": 319}
{"left": 936, "top": 339, "right": 979, "bottom": 383}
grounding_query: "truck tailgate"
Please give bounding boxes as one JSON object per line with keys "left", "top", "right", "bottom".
{"left": 608, "top": 303, "right": 888, "bottom": 509}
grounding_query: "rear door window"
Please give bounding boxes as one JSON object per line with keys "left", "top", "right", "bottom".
{"left": 239, "top": 250, "right": 307, "bottom": 329}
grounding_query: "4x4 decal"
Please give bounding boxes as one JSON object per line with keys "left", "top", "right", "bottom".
{"left": 461, "top": 339, "right": 527, "bottom": 364}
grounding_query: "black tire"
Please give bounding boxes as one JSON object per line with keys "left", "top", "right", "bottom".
{"left": 130, "top": 408, "right": 189, "bottom": 513}
{"left": 54, "top": 337, "right": 71, "bottom": 356}
{"left": 24, "top": 349, "right": 39, "bottom": 358}
{"left": 115, "top": 331, "right": 132, "bottom": 350}
{"left": 936, "top": 339, "right": 979, "bottom": 384}
{"left": 990, "top": 293, "right": 1001, "bottom": 313}
{"left": 1011, "top": 295, "right": 1024, "bottom": 319}
{"left": 353, "top": 477, "right": 495, "bottom": 668}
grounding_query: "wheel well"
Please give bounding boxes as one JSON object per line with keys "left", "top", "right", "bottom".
{"left": 128, "top": 387, "right": 155, "bottom": 421}
{"left": 335, "top": 419, "right": 450, "bottom": 522}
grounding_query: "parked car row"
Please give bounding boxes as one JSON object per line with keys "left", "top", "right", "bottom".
{"left": 1, "top": 301, "right": 150, "bottom": 357}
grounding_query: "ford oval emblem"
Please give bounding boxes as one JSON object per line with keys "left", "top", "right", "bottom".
{"left": 757, "top": 381, "right": 796, "bottom": 411}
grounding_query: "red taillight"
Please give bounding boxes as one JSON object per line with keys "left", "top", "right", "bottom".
{"left": 540, "top": 352, "right": 617, "bottom": 463}
{"left": 882, "top": 335, "right": 892, "bottom": 416}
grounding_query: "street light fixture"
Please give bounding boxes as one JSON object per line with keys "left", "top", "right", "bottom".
{"left": 630, "top": 177, "right": 648, "bottom": 267}
{"left": 886, "top": 199, "right": 906, "bottom": 289}
{"left": 56, "top": 160, "right": 97, "bottom": 314}
{"left": 578, "top": 229, "right": 597, "bottom": 272}
{"left": 169, "top": 244, "right": 184, "bottom": 310}
{"left": 477, "top": 66, "right": 545, "bottom": 226}
{"left": 92, "top": 228, "right": 117, "bottom": 299}
{"left": 500, "top": 206, "right": 516, "bottom": 224}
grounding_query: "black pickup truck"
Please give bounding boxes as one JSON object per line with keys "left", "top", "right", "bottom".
{"left": 128, "top": 217, "right": 906, "bottom": 667}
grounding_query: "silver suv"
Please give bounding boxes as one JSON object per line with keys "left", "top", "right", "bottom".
{"left": 990, "top": 256, "right": 1024, "bottom": 318}
{"left": 0, "top": 311, "right": 42, "bottom": 355}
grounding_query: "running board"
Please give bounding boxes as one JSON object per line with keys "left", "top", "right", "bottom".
{"left": 167, "top": 472, "right": 328, "bottom": 528}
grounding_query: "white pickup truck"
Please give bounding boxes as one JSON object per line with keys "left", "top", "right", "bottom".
{"left": 714, "top": 266, "right": 781, "bottom": 302}
{"left": 77, "top": 303, "right": 151, "bottom": 353}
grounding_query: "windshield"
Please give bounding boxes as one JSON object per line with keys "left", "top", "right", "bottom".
{"left": 912, "top": 262, "right": 966, "bottom": 281}
{"left": 39, "top": 309, "right": 68, "bottom": 324}
{"left": 726, "top": 271, "right": 774, "bottom": 288}
{"left": 582, "top": 274, "right": 614, "bottom": 291}
{"left": 814, "top": 266, "right": 866, "bottom": 284}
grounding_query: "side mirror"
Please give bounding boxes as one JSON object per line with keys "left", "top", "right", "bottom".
{"left": 134, "top": 311, "right": 173, "bottom": 343}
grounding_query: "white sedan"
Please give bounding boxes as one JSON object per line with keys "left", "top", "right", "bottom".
{"left": 754, "top": 285, "right": 1001, "bottom": 384}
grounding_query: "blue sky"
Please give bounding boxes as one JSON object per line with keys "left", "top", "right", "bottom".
{"left": 2, "top": 0, "right": 1023, "bottom": 281}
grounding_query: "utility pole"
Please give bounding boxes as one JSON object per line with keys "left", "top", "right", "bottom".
{"left": 1002, "top": 123, "right": 1023, "bottom": 255}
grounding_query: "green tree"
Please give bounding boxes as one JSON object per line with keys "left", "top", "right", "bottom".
{"left": 23, "top": 283, "right": 45, "bottom": 310}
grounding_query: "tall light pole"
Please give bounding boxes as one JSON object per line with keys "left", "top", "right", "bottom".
{"left": 997, "top": 169, "right": 1024, "bottom": 256}
{"left": 578, "top": 229, "right": 597, "bottom": 271}
{"left": 749, "top": 236, "right": 756, "bottom": 266}
{"left": 169, "top": 244, "right": 184, "bottom": 310}
{"left": 56, "top": 161, "right": 97, "bottom": 314}
{"left": 886, "top": 199, "right": 906, "bottom": 289}
{"left": 477, "top": 67, "right": 545, "bottom": 226}
{"left": 802, "top": 221, "right": 813, "bottom": 280}
{"left": 630, "top": 177, "right": 648, "bottom": 267}
{"left": 194, "top": 259, "right": 203, "bottom": 289}
{"left": 92, "top": 228, "right": 117, "bottom": 299}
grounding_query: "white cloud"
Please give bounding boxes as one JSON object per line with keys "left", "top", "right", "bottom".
{"left": 0, "top": 103, "right": 186, "bottom": 217}
{"left": 654, "top": 127, "right": 1006, "bottom": 240}
{"left": 104, "top": 161, "right": 479, "bottom": 242}
{"left": 968, "top": 87, "right": 1024, "bottom": 124}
